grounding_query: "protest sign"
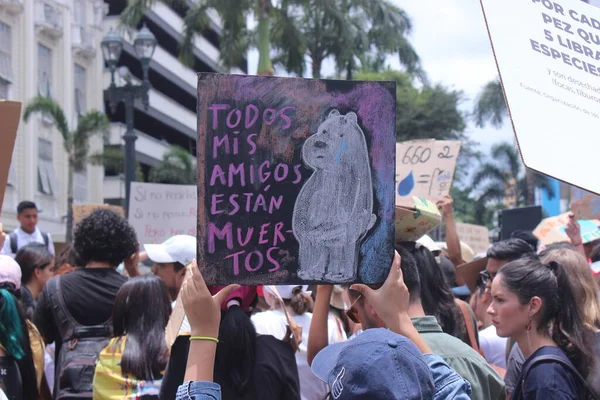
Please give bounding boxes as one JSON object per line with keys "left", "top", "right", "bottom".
{"left": 571, "top": 187, "right": 600, "bottom": 220}
{"left": 534, "top": 212, "right": 600, "bottom": 245}
{"left": 395, "top": 196, "right": 442, "bottom": 242}
{"left": 128, "top": 182, "right": 196, "bottom": 245}
{"left": 72, "top": 204, "right": 125, "bottom": 225}
{"left": 480, "top": 0, "right": 600, "bottom": 195}
{"left": 455, "top": 222, "right": 490, "bottom": 255}
{"left": 197, "top": 73, "right": 396, "bottom": 285}
{"left": 396, "top": 139, "right": 461, "bottom": 205}
{"left": 0, "top": 101, "right": 20, "bottom": 212}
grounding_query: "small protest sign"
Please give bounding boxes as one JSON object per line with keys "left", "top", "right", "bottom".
{"left": 128, "top": 182, "right": 196, "bottom": 245}
{"left": 72, "top": 204, "right": 125, "bottom": 225}
{"left": 198, "top": 73, "right": 396, "bottom": 285}
{"left": 534, "top": 212, "right": 600, "bottom": 246}
{"left": 480, "top": 0, "right": 600, "bottom": 195}
{"left": 0, "top": 101, "right": 20, "bottom": 212}
{"left": 395, "top": 197, "right": 442, "bottom": 242}
{"left": 396, "top": 139, "right": 461, "bottom": 205}
{"left": 571, "top": 187, "right": 600, "bottom": 220}
{"left": 455, "top": 222, "right": 490, "bottom": 255}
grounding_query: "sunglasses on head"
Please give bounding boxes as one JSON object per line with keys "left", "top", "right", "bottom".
{"left": 345, "top": 294, "right": 362, "bottom": 324}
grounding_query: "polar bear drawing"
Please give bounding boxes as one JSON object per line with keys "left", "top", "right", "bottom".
{"left": 292, "top": 109, "right": 377, "bottom": 282}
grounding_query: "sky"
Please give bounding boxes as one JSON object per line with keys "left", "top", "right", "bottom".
{"left": 247, "top": 0, "right": 516, "bottom": 158}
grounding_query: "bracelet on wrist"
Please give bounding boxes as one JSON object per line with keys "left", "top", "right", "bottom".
{"left": 189, "top": 336, "right": 219, "bottom": 343}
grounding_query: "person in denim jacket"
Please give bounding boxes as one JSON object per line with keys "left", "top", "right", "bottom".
{"left": 175, "top": 252, "right": 471, "bottom": 400}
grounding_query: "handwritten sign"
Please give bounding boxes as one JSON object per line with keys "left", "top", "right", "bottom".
{"left": 571, "top": 187, "right": 600, "bottom": 220}
{"left": 197, "top": 73, "right": 396, "bottom": 285}
{"left": 72, "top": 204, "right": 125, "bottom": 225}
{"left": 455, "top": 222, "right": 490, "bottom": 255}
{"left": 396, "top": 139, "right": 461, "bottom": 205}
{"left": 128, "top": 182, "right": 196, "bottom": 244}
{"left": 534, "top": 212, "right": 600, "bottom": 246}
{"left": 480, "top": 0, "right": 600, "bottom": 195}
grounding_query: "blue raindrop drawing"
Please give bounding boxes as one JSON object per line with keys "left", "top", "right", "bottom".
{"left": 398, "top": 171, "right": 415, "bottom": 196}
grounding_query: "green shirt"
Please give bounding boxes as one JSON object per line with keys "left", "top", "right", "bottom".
{"left": 412, "top": 316, "right": 506, "bottom": 400}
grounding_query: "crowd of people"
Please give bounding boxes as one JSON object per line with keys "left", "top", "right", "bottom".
{"left": 1, "top": 198, "right": 600, "bottom": 399}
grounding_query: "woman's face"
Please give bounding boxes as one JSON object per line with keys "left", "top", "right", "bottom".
{"left": 486, "top": 274, "right": 530, "bottom": 338}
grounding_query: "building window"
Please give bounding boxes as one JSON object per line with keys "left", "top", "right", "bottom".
{"left": 74, "top": 64, "right": 86, "bottom": 118}
{"left": 74, "top": 168, "right": 87, "bottom": 203}
{"left": 0, "top": 22, "right": 11, "bottom": 99}
{"left": 74, "top": 0, "right": 86, "bottom": 26}
{"left": 38, "top": 44, "right": 52, "bottom": 98}
{"left": 38, "top": 138, "right": 57, "bottom": 195}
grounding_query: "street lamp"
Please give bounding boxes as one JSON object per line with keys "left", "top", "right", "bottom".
{"left": 101, "top": 25, "right": 156, "bottom": 217}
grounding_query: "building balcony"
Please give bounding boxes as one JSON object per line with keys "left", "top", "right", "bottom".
{"left": 35, "top": 0, "right": 63, "bottom": 39}
{"left": 72, "top": 25, "right": 96, "bottom": 58}
{"left": 0, "top": 0, "right": 23, "bottom": 16}
{"left": 108, "top": 122, "right": 172, "bottom": 165}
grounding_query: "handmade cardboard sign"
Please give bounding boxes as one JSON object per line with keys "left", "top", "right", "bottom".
{"left": 455, "top": 222, "right": 490, "bottom": 255}
{"left": 534, "top": 212, "right": 600, "bottom": 246}
{"left": 396, "top": 139, "right": 461, "bottom": 205}
{"left": 197, "top": 73, "right": 396, "bottom": 285}
{"left": 0, "top": 101, "right": 21, "bottom": 212}
{"left": 128, "top": 182, "right": 196, "bottom": 244}
{"left": 72, "top": 204, "right": 125, "bottom": 225}
{"left": 571, "top": 187, "right": 600, "bottom": 220}
{"left": 480, "top": 0, "right": 600, "bottom": 194}
{"left": 395, "top": 197, "right": 442, "bottom": 242}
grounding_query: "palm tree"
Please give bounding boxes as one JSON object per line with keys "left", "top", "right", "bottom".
{"left": 148, "top": 146, "right": 196, "bottom": 184}
{"left": 471, "top": 142, "right": 555, "bottom": 224}
{"left": 120, "top": 0, "right": 288, "bottom": 76}
{"left": 473, "top": 78, "right": 506, "bottom": 129}
{"left": 270, "top": 0, "right": 423, "bottom": 80}
{"left": 23, "top": 97, "right": 110, "bottom": 242}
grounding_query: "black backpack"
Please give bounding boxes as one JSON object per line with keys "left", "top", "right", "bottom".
{"left": 46, "top": 276, "right": 112, "bottom": 399}
{"left": 518, "top": 353, "right": 599, "bottom": 400}
{"left": 9, "top": 231, "right": 49, "bottom": 254}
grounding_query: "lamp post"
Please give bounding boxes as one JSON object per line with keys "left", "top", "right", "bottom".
{"left": 101, "top": 25, "right": 156, "bottom": 216}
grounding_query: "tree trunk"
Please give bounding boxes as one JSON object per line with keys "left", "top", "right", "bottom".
{"left": 66, "top": 163, "right": 74, "bottom": 243}
{"left": 312, "top": 56, "right": 322, "bottom": 79}
{"left": 525, "top": 169, "right": 535, "bottom": 205}
{"left": 257, "top": 0, "right": 273, "bottom": 76}
{"left": 345, "top": 58, "right": 355, "bottom": 80}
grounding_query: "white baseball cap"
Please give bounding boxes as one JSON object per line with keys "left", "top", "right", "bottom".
{"left": 144, "top": 235, "right": 196, "bottom": 266}
{"left": 0, "top": 255, "right": 21, "bottom": 289}
{"left": 263, "top": 285, "right": 311, "bottom": 300}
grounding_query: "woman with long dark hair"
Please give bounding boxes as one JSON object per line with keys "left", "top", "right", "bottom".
{"left": 93, "top": 275, "right": 172, "bottom": 399}
{"left": 403, "top": 243, "right": 476, "bottom": 348}
{"left": 488, "top": 257, "right": 596, "bottom": 399}
{"left": 14, "top": 243, "right": 54, "bottom": 320}
{"left": 0, "top": 255, "right": 41, "bottom": 400}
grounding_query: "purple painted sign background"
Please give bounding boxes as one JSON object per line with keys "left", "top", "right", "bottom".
{"left": 197, "top": 73, "right": 396, "bottom": 285}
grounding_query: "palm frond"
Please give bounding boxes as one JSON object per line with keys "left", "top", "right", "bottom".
{"left": 23, "top": 97, "right": 70, "bottom": 147}
{"left": 490, "top": 142, "right": 521, "bottom": 179}
{"left": 471, "top": 163, "right": 508, "bottom": 190}
{"left": 149, "top": 146, "right": 196, "bottom": 184}
{"left": 473, "top": 78, "right": 507, "bottom": 128}
{"left": 179, "top": 4, "right": 211, "bottom": 67}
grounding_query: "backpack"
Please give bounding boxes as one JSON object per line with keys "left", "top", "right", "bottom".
{"left": 46, "top": 276, "right": 113, "bottom": 399}
{"left": 9, "top": 231, "right": 49, "bottom": 254}
{"left": 518, "top": 353, "right": 599, "bottom": 400}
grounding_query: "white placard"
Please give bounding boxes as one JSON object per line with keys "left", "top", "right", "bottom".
{"left": 129, "top": 182, "right": 197, "bottom": 244}
{"left": 480, "top": 0, "right": 600, "bottom": 195}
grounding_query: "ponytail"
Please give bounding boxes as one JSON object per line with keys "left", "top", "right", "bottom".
{"left": 289, "top": 286, "right": 311, "bottom": 315}
{"left": 215, "top": 305, "right": 256, "bottom": 398}
{"left": 499, "top": 258, "right": 595, "bottom": 376}
{"left": 0, "top": 288, "right": 24, "bottom": 359}
{"left": 547, "top": 261, "right": 595, "bottom": 376}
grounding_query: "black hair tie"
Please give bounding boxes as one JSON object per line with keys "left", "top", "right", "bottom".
{"left": 546, "top": 261, "right": 560, "bottom": 275}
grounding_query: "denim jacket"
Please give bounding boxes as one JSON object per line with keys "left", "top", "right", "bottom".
{"left": 175, "top": 354, "right": 471, "bottom": 400}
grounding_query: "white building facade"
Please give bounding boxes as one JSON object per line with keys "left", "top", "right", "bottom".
{"left": 1, "top": 0, "right": 107, "bottom": 242}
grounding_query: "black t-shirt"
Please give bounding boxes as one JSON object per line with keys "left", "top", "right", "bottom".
{"left": 160, "top": 334, "right": 300, "bottom": 400}
{"left": 33, "top": 268, "right": 127, "bottom": 361}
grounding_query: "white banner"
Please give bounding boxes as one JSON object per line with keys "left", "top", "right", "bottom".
{"left": 129, "top": 182, "right": 197, "bottom": 244}
{"left": 480, "top": 0, "right": 600, "bottom": 194}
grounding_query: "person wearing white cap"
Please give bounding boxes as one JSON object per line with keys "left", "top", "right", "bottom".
{"left": 251, "top": 285, "right": 344, "bottom": 400}
{"left": 144, "top": 235, "right": 196, "bottom": 302}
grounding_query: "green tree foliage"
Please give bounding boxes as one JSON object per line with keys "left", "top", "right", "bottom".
{"left": 148, "top": 146, "right": 196, "bottom": 185}
{"left": 23, "top": 97, "right": 110, "bottom": 242}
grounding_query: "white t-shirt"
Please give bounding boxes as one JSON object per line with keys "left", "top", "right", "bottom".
{"left": 251, "top": 309, "right": 345, "bottom": 400}
{"left": 1, "top": 227, "right": 55, "bottom": 256}
{"left": 479, "top": 324, "right": 508, "bottom": 369}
